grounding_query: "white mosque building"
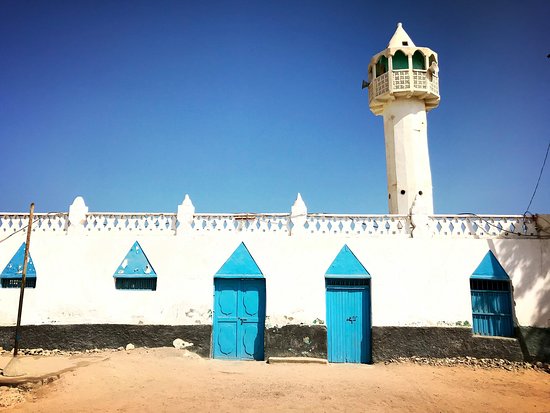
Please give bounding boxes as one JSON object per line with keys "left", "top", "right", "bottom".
{"left": 0, "top": 24, "right": 548, "bottom": 363}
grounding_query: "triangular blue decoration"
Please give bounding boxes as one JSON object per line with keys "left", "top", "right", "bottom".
{"left": 471, "top": 251, "right": 509, "bottom": 280}
{"left": 325, "top": 245, "right": 370, "bottom": 278}
{"left": 113, "top": 241, "right": 156, "bottom": 278}
{"left": 1, "top": 243, "right": 36, "bottom": 279}
{"left": 215, "top": 242, "right": 263, "bottom": 278}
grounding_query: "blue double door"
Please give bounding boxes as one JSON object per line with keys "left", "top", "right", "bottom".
{"left": 212, "top": 278, "right": 266, "bottom": 360}
{"left": 326, "top": 278, "right": 371, "bottom": 363}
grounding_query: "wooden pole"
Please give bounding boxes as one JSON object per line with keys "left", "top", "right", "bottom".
{"left": 13, "top": 203, "right": 34, "bottom": 357}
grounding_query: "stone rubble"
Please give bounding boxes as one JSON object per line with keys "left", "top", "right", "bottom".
{"left": 0, "top": 386, "right": 26, "bottom": 408}
{"left": 0, "top": 347, "right": 126, "bottom": 357}
{"left": 383, "top": 356, "right": 550, "bottom": 373}
{"left": 0, "top": 347, "right": 548, "bottom": 373}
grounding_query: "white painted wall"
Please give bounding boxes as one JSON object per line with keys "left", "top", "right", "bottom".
{"left": 383, "top": 98, "right": 434, "bottom": 215}
{"left": 0, "top": 229, "right": 548, "bottom": 329}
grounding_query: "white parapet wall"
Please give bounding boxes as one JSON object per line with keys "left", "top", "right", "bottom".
{"left": 0, "top": 197, "right": 548, "bottom": 330}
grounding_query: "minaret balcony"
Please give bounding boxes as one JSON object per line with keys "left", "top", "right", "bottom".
{"left": 368, "top": 69, "right": 440, "bottom": 115}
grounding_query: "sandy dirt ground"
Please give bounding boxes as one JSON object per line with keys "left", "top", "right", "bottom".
{"left": 1, "top": 348, "right": 549, "bottom": 412}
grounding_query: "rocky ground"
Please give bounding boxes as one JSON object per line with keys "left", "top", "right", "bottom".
{"left": 2, "top": 345, "right": 549, "bottom": 373}
{"left": 0, "top": 387, "right": 24, "bottom": 409}
{"left": 384, "top": 355, "right": 550, "bottom": 373}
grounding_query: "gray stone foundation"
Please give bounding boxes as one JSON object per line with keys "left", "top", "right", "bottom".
{"left": 372, "top": 327, "right": 524, "bottom": 362}
{"left": 0, "top": 324, "right": 212, "bottom": 357}
{"left": 517, "top": 326, "right": 550, "bottom": 362}
{"left": 2, "top": 324, "right": 547, "bottom": 362}
{"left": 265, "top": 325, "right": 327, "bottom": 358}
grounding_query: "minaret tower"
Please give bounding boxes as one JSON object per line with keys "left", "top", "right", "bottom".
{"left": 367, "top": 23, "right": 440, "bottom": 215}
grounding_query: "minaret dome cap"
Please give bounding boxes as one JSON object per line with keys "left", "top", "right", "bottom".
{"left": 387, "top": 22, "right": 416, "bottom": 48}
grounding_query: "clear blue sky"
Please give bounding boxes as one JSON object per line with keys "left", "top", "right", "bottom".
{"left": 1, "top": 0, "right": 549, "bottom": 214}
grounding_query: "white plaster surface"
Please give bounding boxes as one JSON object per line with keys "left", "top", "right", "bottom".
{"left": 0, "top": 230, "right": 547, "bottom": 329}
{"left": 383, "top": 98, "right": 434, "bottom": 215}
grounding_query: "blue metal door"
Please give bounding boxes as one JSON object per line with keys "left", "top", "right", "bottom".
{"left": 470, "top": 279, "right": 513, "bottom": 337}
{"left": 326, "top": 279, "right": 371, "bottom": 363}
{"left": 213, "top": 278, "right": 266, "bottom": 360}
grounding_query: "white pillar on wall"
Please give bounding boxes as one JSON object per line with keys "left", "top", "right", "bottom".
{"left": 177, "top": 194, "right": 195, "bottom": 235}
{"left": 68, "top": 196, "right": 88, "bottom": 234}
{"left": 290, "top": 193, "right": 307, "bottom": 235}
{"left": 410, "top": 194, "right": 431, "bottom": 238}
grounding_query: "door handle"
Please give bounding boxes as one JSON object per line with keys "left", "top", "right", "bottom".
{"left": 239, "top": 318, "right": 248, "bottom": 324}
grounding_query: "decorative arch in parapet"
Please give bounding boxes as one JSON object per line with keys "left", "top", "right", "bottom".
{"left": 214, "top": 242, "right": 264, "bottom": 279}
{"left": 392, "top": 50, "right": 409, "bottom": 70}
{"left": 325, "top": 244, "right": 371, "bottom": 280}
{"left": 375, "top": 55, "right": 389, "bottom": 76}
{"left": 412, "top": 50, "right": 426, "bottom": 70}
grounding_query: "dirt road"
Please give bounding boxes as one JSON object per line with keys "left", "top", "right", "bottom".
{"left": 1, "top": 348, "right": 549, "bottom": 412}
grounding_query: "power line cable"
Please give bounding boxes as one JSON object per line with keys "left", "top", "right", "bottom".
{"left": 0, "top": 212, "right": 65, "bottom": 244}
{"left": 456, "top": 212, "right": 548, "bottom": 239}
{"left": 524, "top": 141, "right": 550, "bottom": 215}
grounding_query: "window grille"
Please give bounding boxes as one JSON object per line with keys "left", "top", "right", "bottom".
{"left": 1, "top": 278, "right": 36, "bottom": 289}
{"left": 115, "top": 277, "right": 157, "bottom": 291}
{"left": 326, "top": 278, "right": 370, "bottom": 287}
{"left": 470, "top": 279, "right": 510, "bottom": 292}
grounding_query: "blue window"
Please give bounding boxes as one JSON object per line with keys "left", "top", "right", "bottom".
{"left": 470, "top": 251, "right": 514, "bottom": 337}
{"left": 1, "top": 243, "right": 36, "bottom": 289}
{"left": 113, "top": 241, "right": 157, "bottom": 291}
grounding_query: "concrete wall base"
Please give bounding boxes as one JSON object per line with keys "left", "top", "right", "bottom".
{"left": 372, "top": 327, "right": 525, "bottom": 362}
{"left": 517, "top": 327, "right": 550, "bottom": 362}
{"left": 2, "top": 324, "right": 547, "bottom": 362}
{"left": 265, "top": 325, "right": 327, "bottom": 358}
{"left": 0, "top": 324, "right": 212, "bottom": 357}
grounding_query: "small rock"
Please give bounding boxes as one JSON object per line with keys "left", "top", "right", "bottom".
{"left": 19, "top": 382, "right": 39, "bottom": 391}
{"left": 117, "top": 346, "right": 124, "bottom": 351}
{"left": 42, "top": 376, "right": 57, "bottom": 384}
{"left": 125, "top": 343, "right": 135, "bottom": 351}
{"left": 173, "top": 338, "right": 193, "bottom": 349}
